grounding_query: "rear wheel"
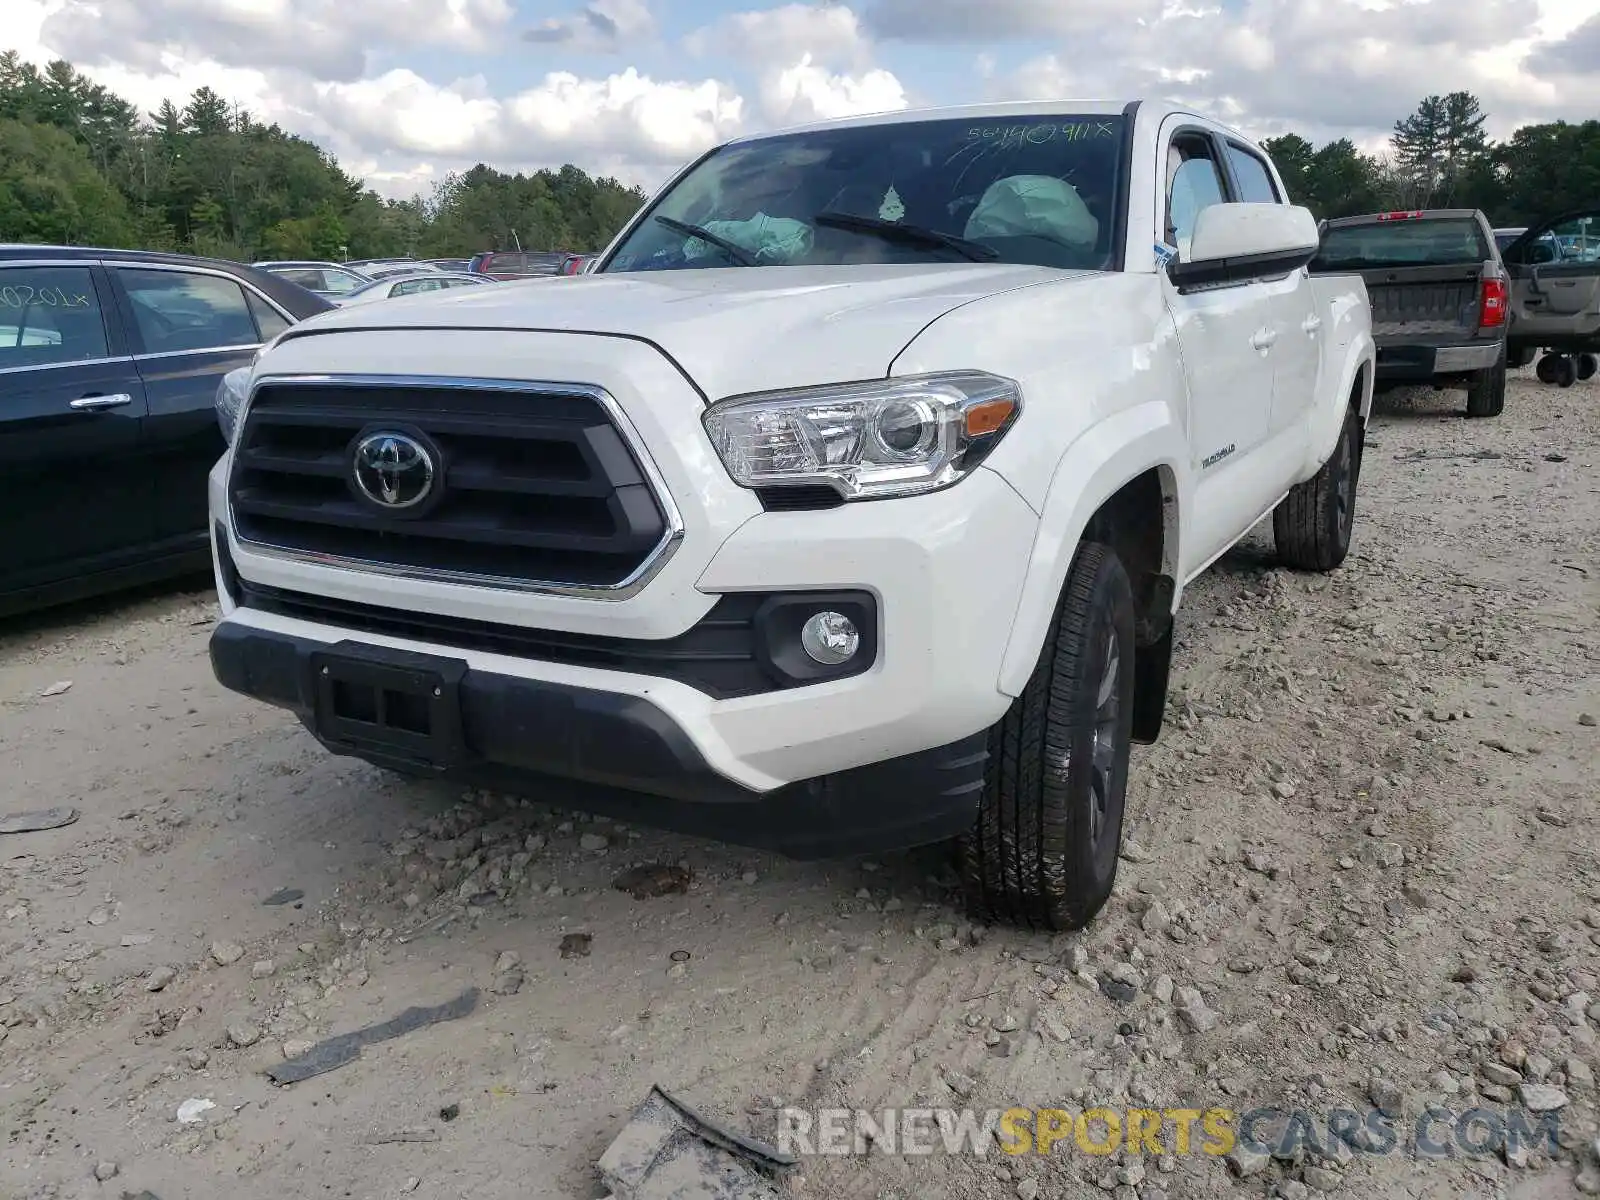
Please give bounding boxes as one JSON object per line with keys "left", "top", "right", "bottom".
{"left": 1536, "top": 353, "right": 1565, "bottom": 384}
{"left": 1577, "top": 353, "right": 1597, "bottom": 381}
{"left": 1553, "top": 356, "right": 1578, "bottom": 387}
{"left": 958, "top": 542, "right": 1136, "bottom": 931}
{"left": 1273, "top": 404, "right": 1362, "bottom": 571}
{"left": 1466, "top": 350, "right": 1507, "bottom": 418}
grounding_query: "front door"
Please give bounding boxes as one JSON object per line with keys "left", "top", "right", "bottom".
{"left": 1504, "top": 207, "right": 1600, "bottom": 352}
{"left": 1158, "top": 126, "right": 1280, "bottom": 575}
{"left": 0, "top": 261, "right": 152, "bottom": 593}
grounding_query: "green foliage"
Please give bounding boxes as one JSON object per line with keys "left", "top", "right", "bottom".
{"left": 0, "top": 53, "right": 649, "bottom": 261}
{"left": 2, "top": 55, "right": 1597, "bottom": 260}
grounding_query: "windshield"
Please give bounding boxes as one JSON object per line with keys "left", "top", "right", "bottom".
{"left": 600, "top": 113, "right": 1128, "bottom": 274}
{"left": 1313, "top": 218, "right": 1489, "bottom": 269}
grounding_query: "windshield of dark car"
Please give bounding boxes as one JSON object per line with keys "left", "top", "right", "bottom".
{"left": 600, "top": 114, "right": 1128, "bottom": 273}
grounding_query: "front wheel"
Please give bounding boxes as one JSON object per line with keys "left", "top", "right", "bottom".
{"left": 1273, "top": 404, "right": 1362, "bottom": 571}
{"left": 958, "top": 542, "right": 1136, "bottom": 931}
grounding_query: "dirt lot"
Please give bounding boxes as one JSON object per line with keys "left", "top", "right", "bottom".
{"left": 0, "top": 368, "right": 1596, "bottom": 1200}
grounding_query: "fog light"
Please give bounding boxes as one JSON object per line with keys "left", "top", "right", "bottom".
{"left": 800, "top": 611, "right": 860, "bottom": 665}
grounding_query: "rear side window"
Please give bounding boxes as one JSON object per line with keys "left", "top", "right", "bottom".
{"left": 0, "top": 265, "right": 109, "bottom": 368}
{"left": 1314, "top": 218, "right": 1490, "bottom": 269}
{"left": 245, "top": 290, "right": 290, "bottom": 340}
{"left": 119, "top": 268, "right": 262, "bottom": 354}
{"left": 1226, "top": 144, "right": 1280, "bottom": 203}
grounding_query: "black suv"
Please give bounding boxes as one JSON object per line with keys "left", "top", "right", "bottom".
{"left": 0, "top": 245, "right": 333, "bottom": 616}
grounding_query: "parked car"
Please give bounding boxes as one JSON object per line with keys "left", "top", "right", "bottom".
{"left": 1499, "top": 207, "right": 1600, "bottom": 386}
{"left": 253, "top": 260, "right": 373, "bottom": 301}
{"left": 471, "top": 250, "right": 569, "bottom": 279}
{"left": 333, "top": 271, "right": 495, "bottom": 305}
{"left": 559, "top": 253, "right": 597, "bottom": 276}
{"left": 205, "top": 100, "right": 1375, "bottom": 930}
{"left": 424, "top": 258, "right": 472, "bottom": 273}
{"left": 1493, "top": 227, "right": 1526, "bottom": 254}
{"left": 1310, "top": 208, "right": 1508, "bottom": 417}
{"left": 343, "top": 257, "right": 439, "bottom": 275}
{"left": 0, "top": 245, "right": 332, "bottom": 616}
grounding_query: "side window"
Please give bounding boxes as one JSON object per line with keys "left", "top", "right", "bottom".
{"left": 318, "top": 269, "right": 368, "bottom": 296}
{"left": 392, "top": 279, "right": 442, "bottom": 296}
{"left": 0, "top": 265, "right": 110, "bottom": 369}
{"left": 1225, "top": 144, "right": 1280, "bottom": 203}
{"left": 119, "top": 269, "right": 261, "bottom": 354}
{"left": 1165, "top": 135, "right": 1229, "bottom": 248}
{"left": 245, "top": 290, "right": 290, "bottom": 340}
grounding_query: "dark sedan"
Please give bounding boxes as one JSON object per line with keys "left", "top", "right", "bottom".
{"left": 0, "top": 245, "right": 333, "bottom": 616}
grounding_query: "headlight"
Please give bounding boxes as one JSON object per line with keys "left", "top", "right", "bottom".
{"left": 701, "top": 371, "right": 1022, "bottom": 501}
{"left": 214, "top": 367, "right": 251, "bottom": 445}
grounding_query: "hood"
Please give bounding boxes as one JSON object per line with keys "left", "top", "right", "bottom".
{"left": 284, "top": 263, "right": 1086, "bottom": 399}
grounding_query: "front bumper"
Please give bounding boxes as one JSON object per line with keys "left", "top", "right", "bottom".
{"left": 208, "top": 620, "right": 991, "bottom": 859}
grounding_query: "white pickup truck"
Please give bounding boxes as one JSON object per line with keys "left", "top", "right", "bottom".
{"left": 208, "top": 100, "right": 1375, "bottom": 931}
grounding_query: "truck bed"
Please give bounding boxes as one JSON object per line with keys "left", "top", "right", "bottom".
{"left": 1360, "top": 264, "right": 1484, "bottom": 340}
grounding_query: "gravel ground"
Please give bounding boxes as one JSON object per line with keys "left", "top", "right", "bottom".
{"left": 0, "top": 368, "right": 1596, "bottom": 1200}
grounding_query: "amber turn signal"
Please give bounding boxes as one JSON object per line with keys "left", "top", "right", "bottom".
{"left": 965, "top": 399, "right": 1016, "bottom": 438}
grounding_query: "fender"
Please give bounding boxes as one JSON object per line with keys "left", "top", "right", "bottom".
{"left": 1298, "top": 279, "right": 1376, "bottom": 481}
{"left": 996, "top": 400, "right": 1189, "bottom": 698}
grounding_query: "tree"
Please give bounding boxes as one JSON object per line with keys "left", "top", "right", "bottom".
{"left": 0, "top": 117, "right": 136, "bottom": 245}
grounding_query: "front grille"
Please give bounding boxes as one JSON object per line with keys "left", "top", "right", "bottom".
{"left": 228, "top": 379, "right": 673, "bottom": 591}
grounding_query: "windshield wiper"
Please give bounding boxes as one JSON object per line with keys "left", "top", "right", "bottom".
{"left": 812, "top": 211, "right": 999, "bottom": 262}
{"left": 654, "top": 215, "right": 758, "bottom": 266}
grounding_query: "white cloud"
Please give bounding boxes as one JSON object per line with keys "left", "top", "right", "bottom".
{"left": 40, "top": 0, "right": 513, "bottom": 81}
{"left": 522, "top": 0, "right": 654, "bottom": 54}
{"left": 686, "top": 3, "right": 871, "bottom": 69}
{"left": 993, "top": 0, "right": 1584, "bottom": 148}
{"left": 758, "top": 53, "right": 907, "bottom": 125}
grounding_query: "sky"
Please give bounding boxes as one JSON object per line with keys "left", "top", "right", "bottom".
{"left": 7, "top": 0, "right": 1600, "bottom": 201}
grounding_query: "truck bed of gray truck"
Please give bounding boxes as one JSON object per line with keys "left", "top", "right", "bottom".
{"left": 1311, "top": 208, "right": 1508, "bottom": 418}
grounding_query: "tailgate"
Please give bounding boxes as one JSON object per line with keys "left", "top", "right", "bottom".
{"left": 1362, "top": 265, "right": 1483, "bottom": 339}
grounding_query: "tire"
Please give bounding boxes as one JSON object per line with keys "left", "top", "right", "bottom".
{"left": 1553, "top": 356, "right": 1578, "bottom": 387}
{"left": 957, "top": 542, "right": 1136, "bottom": 931}
{"left": 1466, "top": 350, "right": 1507, "bottom": 418}
{"left": 1273, "top": 404, "right": 1362, "bottom": 572}
{"left": 1536, "top": 354, "right": 1563, "bottom": 384}
{"left": 1578, "top": 353, "right": 1597, "bottom": 381}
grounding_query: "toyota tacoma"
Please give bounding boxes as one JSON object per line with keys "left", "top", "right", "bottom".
{"left": 207, "top": 101, "right": 1375, "bottom": 930}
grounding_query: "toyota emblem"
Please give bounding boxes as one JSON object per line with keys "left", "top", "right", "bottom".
{"left": 351, "top": 431, "right": 435, "bottom": 510}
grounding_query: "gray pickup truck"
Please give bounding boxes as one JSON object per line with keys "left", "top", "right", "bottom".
{"left": 1311, "top": 208, "right": 1507, "bottom": 417}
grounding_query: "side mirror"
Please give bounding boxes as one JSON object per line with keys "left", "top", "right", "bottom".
{"left": 1169, "top": 202, "right": 1321, "bottom": 290}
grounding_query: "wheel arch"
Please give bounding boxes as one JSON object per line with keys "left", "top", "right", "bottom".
{"left": 996, "top": 403, "right": 1188, "bottom": 703}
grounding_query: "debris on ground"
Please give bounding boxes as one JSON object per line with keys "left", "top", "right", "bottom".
{"left": 175, "top": 1098, "right": 214, "bottom": 1124}
{"left": 596, "top": 1086, "right": 796, "bottom": 1200}
{"left": 612, "top": 863, "right": 692, "bottom": 899}
{"left": 559, "top": 933, "right": 592, "bottom": 959}
{"left": 0, "top": 806, "right": 79, "bottom": 834}
{"left": 264, "top": 988, "right": 480, "bottom": 1084}
{"left": 39, "top": 680, "right": 72, "bottom": 697}
{"left": 261, "top": 887, "right": 304, "bottom": 906}
{"left": 365, "top": 1128, "right": 442, "bottom": 1145}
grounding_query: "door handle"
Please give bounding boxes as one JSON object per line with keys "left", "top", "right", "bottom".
{"left": 1302, "top": 315, "right": 1323, "bottom": 335}
{"left": 1251, "top": 327, "right": 1278, "bottom": 351}
{"left": 70, "top": 393, "right": 134, "bottom": 411}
